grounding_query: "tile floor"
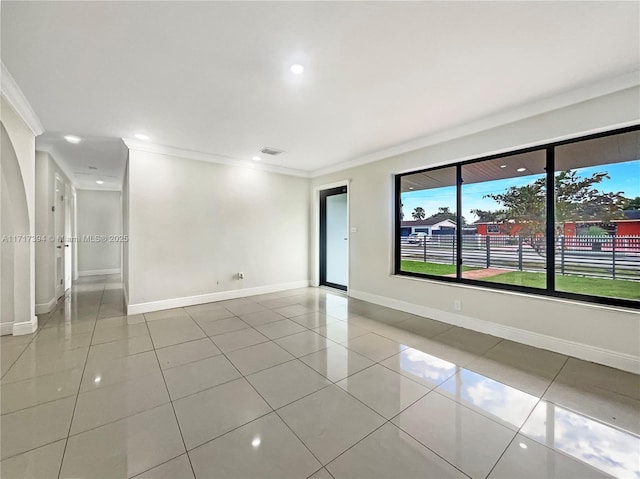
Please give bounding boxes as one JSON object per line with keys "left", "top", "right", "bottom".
{"left": 1, "top": 275, "right": 639, "bottom": 478}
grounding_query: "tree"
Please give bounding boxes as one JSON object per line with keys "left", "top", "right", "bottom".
{"left": 471, "top": 208, "right": 507, "bottom": 223}
{"left": 411, "top": 207, "right": 425, "bottom": 220}
{"left": 553, "top": 170, "right": 626, "bottom": 223}
{"left": 483, "top": 170, "right": 628, "bottom": 255}
{"left": 624, "top": 196, "right": 640, "bottom": 210}
{"left": 426, "top": 206, "right": 466, "bottom": 225}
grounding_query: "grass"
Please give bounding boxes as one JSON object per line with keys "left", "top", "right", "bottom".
{"left": 401, "top": 260, "right": 639, "bottom": 300}
{"left": 400, "top": 260, "right": 479, "bottom": 276}
{"left": 483, "top": 271, "right": 640, "bottom": 301}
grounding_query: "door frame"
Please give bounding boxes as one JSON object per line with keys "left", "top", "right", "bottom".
{"left": 54, "top": 173, "right": 65, "bottom": 300}
{"left": 313, "top": 180, "right": 350, "bottom": 291}
{"left": 64, "top": 182, "right": 73, "bottom": 292}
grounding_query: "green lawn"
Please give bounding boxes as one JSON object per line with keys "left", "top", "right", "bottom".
{"left": 483, "top": 271, "right": 640, "bottom": 301}
{"left": 400, "top": 260, "right": 478, "bottom": 276}
{"left": 401, "top": 260, "right": 639, "bottom": 300}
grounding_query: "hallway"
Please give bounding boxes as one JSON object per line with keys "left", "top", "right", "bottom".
{"left": 0, "top": 277, "right": 638, "bottom": 478}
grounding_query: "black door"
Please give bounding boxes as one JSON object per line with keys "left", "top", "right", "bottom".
{"left": 320, "top": 186, "right": 348, "bottom": 290}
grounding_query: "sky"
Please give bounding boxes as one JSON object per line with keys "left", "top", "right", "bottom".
{"left": 401, "top": 159, "right": 640, "bottom": 223}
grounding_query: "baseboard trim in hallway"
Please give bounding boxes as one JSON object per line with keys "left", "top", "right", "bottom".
{"left": 127, "top": 280, "right": 311, "bottom": 315}
{"left": 79, "top": 268, "right": 121, "bottom": 277}
{"left": 35, "top": 297, "right": 56, "bottom": 315}
{"left": 350, "top": 289, "right": 640, "bottom": 374}
{"left": 12, "top": 315, "right": 38, "bottom": 336}
{"left": 0, "top": 322, "right": 14, "bottom": 336}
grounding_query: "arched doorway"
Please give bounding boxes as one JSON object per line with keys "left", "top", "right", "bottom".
{"left": 1, "top": 123, "right": 32, "bottom": 333}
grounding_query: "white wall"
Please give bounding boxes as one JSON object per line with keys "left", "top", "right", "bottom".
{"left": 311, "top": 87, "right": 640, "bottom": 373}
{"left": 0, "top": 97, "right": 37, "bottom": 334}
{"left": 126, "top": 149, "right": 309, "bottom": 312}
{"left": 122, "top": 158, "right": 129, "bottom": 305}
{"left": 76, "top": 190, "right": 122, "bottom": 275}
{"left": 34, "top": 151, "right": 74, "bottom": 313}
{"left": 1, "top": 172, "right": 15, "bottom": 330}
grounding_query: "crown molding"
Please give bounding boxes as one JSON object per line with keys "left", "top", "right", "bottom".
{"left": 1, "top": 62, "right": 44, "bottom": 136}
{"left": 311, "top": 70, "right": 640, "bottom": 178}
{"left": 123, "top": 139, "right": 311, "bottom": 178}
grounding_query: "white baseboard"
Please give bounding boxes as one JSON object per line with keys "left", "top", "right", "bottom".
{"left": 13, "top": 316, "right": 38, "bottom": 336}
{"left": 35, "top": 297, "right": 56, "bottom": 315}
{"left": 350, "top": 289, "right": 640, "bottom": 374}
{"left": 127, "top": 280, "right": 310, "bottom": 315}
{"left": 0, "top": 322, "right": 14, "bottom": 336}
{"left": 79, "top": 268, "right": 121, "bottom": 277}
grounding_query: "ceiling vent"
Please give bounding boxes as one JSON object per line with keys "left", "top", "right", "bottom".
{"left": 88, "top": 166, "right": 98, "bottom": 170}
{"left": 260, "top": 147, "right": 284, "bottom": 156}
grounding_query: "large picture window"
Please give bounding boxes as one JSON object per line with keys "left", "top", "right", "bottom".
{"left": 461, "top": 150, "right": 547, "bottom": 288}
{"left": 399, "top": 167, "right": 457, "bottom": 277}
{"left": 395, "top": 127, "right": 640, "bottom": 308}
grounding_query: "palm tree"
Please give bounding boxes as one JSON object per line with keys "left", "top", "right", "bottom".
{"left": 412, "top": 207, "right": 426, "bottom": 220}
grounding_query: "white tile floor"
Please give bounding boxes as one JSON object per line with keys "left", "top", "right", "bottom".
{"left": 1, "top": 275, "right": 639, "bottom": 478}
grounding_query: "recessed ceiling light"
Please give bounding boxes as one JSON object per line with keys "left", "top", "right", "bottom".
{"left": 135, "top": 133, "right": 150, "bottom": 141}
{"left": 500, "top": 165, "right": 507, "bottom": 168}
{"left": 64, "top": 135, "right": 81, "bottom": 144}
{"left": 252, "top": 156, "right": 262, "bottom": 161}
{"left": 251, "top": 437, "right": 261, "bottom": 448}
{"left": 519, "top": 442, "right": 528, "bottom": 449}
{"left": 290, "top": 64, "right": 304, "bottom": 74}
{"left": 96, "top": 180, "right": 104, "bottom": 185}
{"left": 409, "top": 187, "right": 414, "bottom": 190}
{"left": 94, "top": 376, "right": 101, "bottom": 383}
{"left": 517, "top": 167, "right": 527, "bottom": 172}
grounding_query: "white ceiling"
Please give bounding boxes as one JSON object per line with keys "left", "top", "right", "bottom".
{"left": 36, "top": 133, "right": 127, "bottom": 190}
{"left": 2, "top": 1, "right": 639, "bottom": 187}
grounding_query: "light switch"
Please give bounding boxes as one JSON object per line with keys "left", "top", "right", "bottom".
{"left": 350, "top": 227, "right": 357, "bottom": 233}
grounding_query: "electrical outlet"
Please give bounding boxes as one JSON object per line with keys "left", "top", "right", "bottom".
{"left": 454, "top": 300, "right": 462, "bottom": 311}
{"left": 238, "top": 272, "right": 244, "bottom": 279}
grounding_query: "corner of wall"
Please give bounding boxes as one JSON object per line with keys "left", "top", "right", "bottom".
{"left": 12, "top": 315, "right": 38, "bottom": 335}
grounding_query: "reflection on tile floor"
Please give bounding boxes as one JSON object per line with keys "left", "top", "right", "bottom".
{"left": 1, "top": 274, "right": 639, "bottom": 478}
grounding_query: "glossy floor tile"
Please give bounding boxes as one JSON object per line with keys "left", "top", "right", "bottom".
{"left": 189, "top": 413, "right": 321, "bottom": 478}
{"left": 435, "top": 368, "right": 540, "bottom": 430}
{"left": 155, "top": 337, "right": 221, "bottom": 370}
{"left": 61, "top": 404, "right": 185, "bottom": 478}
{"left": 299, "top": 344, "right": 374, "bottom": 382}
{"left": 246, "top": 360, "right": 331, "bottom": 409}
{"left": 70, "top": 370, "right": 170, "bottom": 435}
{"left": 173, "top": 378, "right": 271, "bottom": 450}
{"left": 380, "top": 347, "right": 459, "bottom": 390}
{"left": 341, "top": 333, "right": 407, "bottom": 362}
{"left": 488, "top": 434, "right": 610, "bottom": 478}
{"left": 278, "top": 385, "right": 386, "bottom": 464}
{"left": 146, "top": 317, "right": 206, "bottom": 349}
{"left": 336, "top": 364, "right": 429, "bottom": 419}
{"left": 327, "top": 423, "right": 466, "bottom": 479}
{"left": 0, "top": 396, "right": 75, "bottom": 460}
{"left": 226, "top": 340, "right": 294, "bottom": 375}
{"left": 275, "top": 330, "right": 338, "bottom": 357}
{"left": 2, "top": 277, "right": 638, "bottom": 479}
{"left": 163, "top": 355, "right": 241, "bottom": 400}
{"left": 0, "top": 439, "right": 66, "bottom": 479}
{"left": 520, "top": 400, "right": 640, "bottom": 478}
{"left": 0, "top": 367, "right": 83, "bottom": 414}
{"left": 210, "top": 327, "right": 270, "bottom": 353}
{"left": 136, "top": 454, "right": 194, "bottom": 479}
{"left": 392, "top": 391, "right": 516, "bottom": 478}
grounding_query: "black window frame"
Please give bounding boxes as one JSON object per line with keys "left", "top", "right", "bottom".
{"left": 394, "top": 125, "right": 640, "bottom": 310}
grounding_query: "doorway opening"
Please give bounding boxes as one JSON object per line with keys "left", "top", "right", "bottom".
{"left": 319, "top": 185, "right": 348, "bottom": 291}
